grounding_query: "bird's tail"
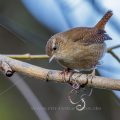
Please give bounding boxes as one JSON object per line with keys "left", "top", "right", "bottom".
{"left": 95, "top": 10, "right": 113, "bottom": 29}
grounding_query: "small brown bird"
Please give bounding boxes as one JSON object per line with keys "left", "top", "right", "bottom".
{"left": 46, "top": 11, "right": 113, "bottom": 74}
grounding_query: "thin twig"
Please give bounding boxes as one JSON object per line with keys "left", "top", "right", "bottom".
{"left": 2, "top": 54, "right": 49, "bottom": 59}
{"left": 108, "top": 51, "right": 120, "bottom": 63}
{"left": 107, "top": 45, "right": 120, "bottom": 63}
{"left": 0, "top": 55, "right": 119, "bottom": 91}
{"left": 107, "top": 44, "right": 120, "bottom": 51}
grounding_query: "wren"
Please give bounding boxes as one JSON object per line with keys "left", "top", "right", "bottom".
{"left": 46, "top": 11, "right": 113, "bottom": 74}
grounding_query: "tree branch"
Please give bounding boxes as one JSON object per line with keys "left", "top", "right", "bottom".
{"left": 0, "top": 55, "right": 120, "bottom": 91}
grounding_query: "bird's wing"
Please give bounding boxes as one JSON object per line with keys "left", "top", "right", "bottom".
{"left": 64, "top": 27, "right": 112, "bottom": 45}
{"left": 83, "top": 32, "right": 112, "bottom": 44}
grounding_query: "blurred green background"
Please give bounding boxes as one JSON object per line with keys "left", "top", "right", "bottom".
{"left": 0, "top": 0, "right": 120, "bottom": 120}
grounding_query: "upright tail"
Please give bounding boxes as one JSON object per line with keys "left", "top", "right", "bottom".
{"left": 95, "top": 10, "right": 113, "bottom": 29}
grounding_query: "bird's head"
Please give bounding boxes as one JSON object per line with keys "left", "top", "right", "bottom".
{"left": 46, "top": 33, "right": 66, "bottom": 63}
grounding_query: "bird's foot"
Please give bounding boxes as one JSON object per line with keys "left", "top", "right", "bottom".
{"left": 60, "top": 68, "right": 72, "bottom": 81}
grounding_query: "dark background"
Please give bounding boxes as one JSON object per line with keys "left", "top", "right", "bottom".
{"left": 0, "top": 0, "right": 120, "bottom": 120}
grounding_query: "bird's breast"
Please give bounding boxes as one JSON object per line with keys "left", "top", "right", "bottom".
{"left": 56, "top": 42, "right": 106, "bottom": 70}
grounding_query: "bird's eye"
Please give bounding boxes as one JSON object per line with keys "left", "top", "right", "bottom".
{"left": 53, "top": 46, "right": 57, "bottom": 51}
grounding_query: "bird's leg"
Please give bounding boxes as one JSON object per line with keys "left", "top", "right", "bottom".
{"left": 60, "top": 68, "right": 71, "bottom": 81}
{"left": 89, "top": 68, "right": 96, "bottom": 78}
{"left": 92, "top": 68, "right": 96, "bottom": 76}
{"left": 63, "top": 68, "right": 71, "bottom": 74}
{"left": 87, "top": 68, "right": 96, "bottom": 84}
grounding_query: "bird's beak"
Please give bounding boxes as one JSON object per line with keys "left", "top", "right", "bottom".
{"left": 49, "top": 55, "right": 55, "bottom": 63}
